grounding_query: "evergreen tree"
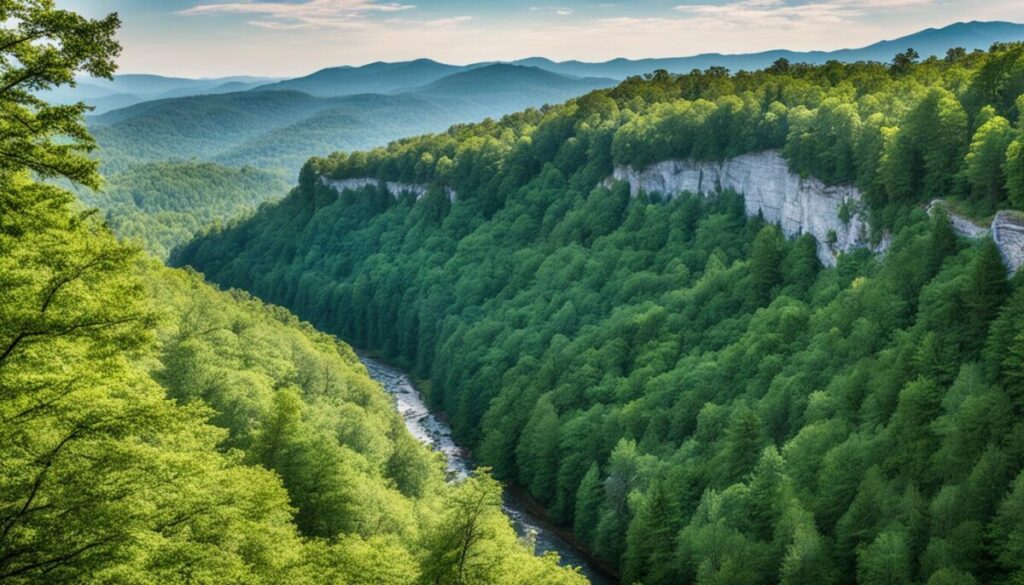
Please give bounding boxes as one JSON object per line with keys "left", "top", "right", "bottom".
{"left": 990, "top": 470, "right": 1024, "bottom": 583}
{"left": 573, "top": 463, "right": 603, "bottom": 547}
{"left": 715, "top": 405, "right": 766, "bottom": 485}
{"left": 857, "top": 529, "right": 912, "bottom": 585}
{"left": 751, "top": 225, "right": 785, "bottom": 306}
{"left": 962, "top": 238, "right": 1009, "bottom": 356}
{"left": 515, "top": 394, "right": 561, "bottom": 501}
{"left": 745, "top": 446, "right": 788, "bottom": 542}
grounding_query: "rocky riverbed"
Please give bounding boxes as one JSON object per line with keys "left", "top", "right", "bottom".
{"left": 360, "top": 355, "right": 615, "bottom": 585}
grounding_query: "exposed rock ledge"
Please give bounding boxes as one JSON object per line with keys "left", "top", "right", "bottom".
{"left": 317, "top": 154, "right": 1024, "bottom": 273}
{"left": 607, "top": 151, "right": 881, "bottom": 266}
{"left": 322, "top": 177, "right": 457, "bottom": 202}
{"left": 608, "top": 151, "right": 1024, "bottom": 273}
{"left": 928, "top": 200, "right": 1024, "bottom": 273}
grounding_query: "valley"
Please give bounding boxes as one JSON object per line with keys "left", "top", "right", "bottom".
{"left": 362, "top": 356, "right": 617, "bottom": 585}
{"left": 6, "top": 2, "right": 1024, "bottom": 584}
{"left": 176, "top": 42, "right": 1024, "bottom": 585}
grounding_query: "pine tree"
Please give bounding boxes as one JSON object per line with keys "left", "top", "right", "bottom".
{"left": 515, "top": 394, "right": 561, "bottom": 501}
{"left": 574, "top": 463, "right": 603, "bottom": 547}
{"left": 857, "top": 529, "right": 912, "bottom": 585}
{"left": 1003, "top": 330, "right": 1024, "bottom": 412}
{"left": 1006, "top": 136, "right": 1024, "bottom": 209}
{"left": 623, "top": 479, "right": 680, "bottom": 585}
{"left": 990, "top": 470, "right": 1024, "bottom": 582}
{"left": 928, "top": 207, "right": 959, "bottom": 276}
{"left": 780, "top": 512, "right": 837, "bottom": 585}
{"left": 963, "top": 238, "right": 1009, "bottom": 356}
{"left": 715, "top": 405, "right": 766, "bottom": 485}
{"left": 745, "top": 446, "right": 788, "bottom": 542}
{"left": 751, "top": 225, "right": 785, "bottom": 306}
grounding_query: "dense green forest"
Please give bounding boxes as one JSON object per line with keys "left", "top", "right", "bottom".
{"left": 79, "top": 64, "right": 612, "bottom": 258}
{"left": 74, "top": 161, "right": 288, "bottom": 258}
{"left": 178, "top": 44, "right": 1024, "bottom": 584}
{"left": 0, "top": 2, "right": 587, "bottom": 583}
{"left": 88, "top": 66, "right": 613, "bottom": 175}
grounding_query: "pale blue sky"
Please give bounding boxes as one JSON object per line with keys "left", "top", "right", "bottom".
{"left": 62, "top": 0, "right": 1024, "bottom": 77}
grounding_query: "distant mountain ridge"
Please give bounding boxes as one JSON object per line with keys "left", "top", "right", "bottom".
{"left": 250, "top": 20, "right": 1024, "bottom": 97}
{"left": 43, "top": 73, "right": 280, "bottom": 114}
{"left": 57, "top": 20, "right": 1024, "bottom": 111}
{"left": 88, "top": 64, "right": 616, "bottom": 176}
{"left": 74, "top": 20, "right": 1024, "bottom": 256}
{"left": 506, "top": 20, "right": 1024, "bottom": 78}
{"left": 258, "top": 58, "right": 463, "bottom": 97}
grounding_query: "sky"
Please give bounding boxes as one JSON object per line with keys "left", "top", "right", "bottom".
{"left": 61, "top": 0, "right": 1024, "bottom": 78}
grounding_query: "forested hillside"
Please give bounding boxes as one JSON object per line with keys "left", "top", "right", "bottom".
{"left": 177, "top": 44, "right": 1024, "bottom": 584}
{"left": 77, "top": 64, "right": 613, "bottom": 256}
{"left": 75, "top": 161, "right": 289, "bottom": 258}
{"left": 0, "top": 3, "right": 586, "bottom": 583}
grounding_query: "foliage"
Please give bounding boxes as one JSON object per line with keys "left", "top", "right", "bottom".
{"left": 178, "top": 43, "right": 1024, "bottom": 584}
{"left": 76, "top": 160, "right": 289, "bottom": 258}
{"left": 0, "top": 3, "right": 586, "bottom": 583}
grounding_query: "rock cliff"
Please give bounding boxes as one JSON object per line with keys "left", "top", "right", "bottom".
{"left": 607, "top": 151, "right": 881, "bottom": 266}
{"left": 319, "top": 152, "right": 1024, "bottom": 273}
{"left": 992, "top": 211, "right": 1024, "bottom": 273}
{"left": 927, "top": 201, "right": 1024, "bottom": 273}
{"left": 322, "top": 177, "right": 456, "bottom": 202}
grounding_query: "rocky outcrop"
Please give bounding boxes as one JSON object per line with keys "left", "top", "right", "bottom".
{"left": 927, "top": 201, "right": 1024, "bottom": 274}
{"left": 322, "top": 177, "right": 456, "bottom": 202}
{"left": 993, "top": 211, "right": 1024, "bottom": 273}
{"left": 317, "top": 156, "right": 1024, "bottom": 273}
{"left": 607, "top": 151, "right": 882, "bottom": 266}
{"left": 926, "top": 200, "right": 990, "bottom": 239}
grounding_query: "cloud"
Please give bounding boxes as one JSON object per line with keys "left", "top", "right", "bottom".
{"left": 529, "top": 6, "right": 574, "bottom": 16}
{"left": 180, "top": 0, "right": 415, "bottom": 29}
{"left": 673, "top": 0, "right": 937, "bottom": 29}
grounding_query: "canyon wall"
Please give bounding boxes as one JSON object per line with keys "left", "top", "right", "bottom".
{"left": 320, "top": 151, "right": 1024, "bottom": 273}
{"left": 927, "top": 201, "right": 1024, "bottom": 274}
{"left": 607, "top": 151, "right": 882, "bottom": 266}
{"left": 993, "top": 212, "right": 1024, "bottom": 273}
{"left": 322, "top": 177, "right": 456, "bottom": 202}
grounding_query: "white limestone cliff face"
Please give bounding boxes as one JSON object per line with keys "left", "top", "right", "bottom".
{"left": 608, "top": 151, "right": 881, "bottom": 266}
{"left": 927, "top": 201, "right": 1024, "bottom": 274}
{"left": 317, "top": 155, "right": 1024, "bottom": 273}
{"left": 992, "top": 211, "right": 1024, "bottom": 273}
{"left": 322, "top": 177, "right": 457, "bottom": 202}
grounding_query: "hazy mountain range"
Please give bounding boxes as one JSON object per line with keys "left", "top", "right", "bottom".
{"left": 55, "top": 20, "right": 1024, "bottom": 115}
{"left": 89, "top": 64, "right": 616, "bottom": 175}
{"left": 513, "top": 20, "right": 1024, "bottom": 78}
{"left": 73, "top": 20, "right": 1024, "bottom": 257}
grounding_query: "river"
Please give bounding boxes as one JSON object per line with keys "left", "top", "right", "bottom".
{"left": 360, "top": 356, "right": 616, "bottom": 585}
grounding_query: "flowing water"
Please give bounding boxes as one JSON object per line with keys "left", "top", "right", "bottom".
{"left": 360, "top": 356, "right": 616, "bottom": 585}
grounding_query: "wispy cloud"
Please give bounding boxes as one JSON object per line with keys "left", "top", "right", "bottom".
{"left": 529, "top": 6, "right": 574, "bottom": 17}
{"left": 674, "top": 0, "right": 936, "bottom": 28}
{"left": 181, "top": 0, "right": 415, "bottom": 29}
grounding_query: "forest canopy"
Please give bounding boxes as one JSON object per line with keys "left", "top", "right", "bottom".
{"left": 177, "top": 43, "right": 1024, "bottom": 585}
{"left": 0, "top": 2, "right": 586, "bottom": 583}
{"left": 305, "top": 44, "right": 1024, "bottom": 226}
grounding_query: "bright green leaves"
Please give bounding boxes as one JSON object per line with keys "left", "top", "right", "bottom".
{"left": 0, "top": 0, "right": 120, "bottom": 187}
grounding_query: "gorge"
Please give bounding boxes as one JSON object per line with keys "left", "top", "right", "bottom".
{"left": 321, "top": 150, "right": 1024, "bottom": 272}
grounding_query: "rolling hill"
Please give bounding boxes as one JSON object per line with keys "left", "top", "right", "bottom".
{"left": 43, "top": 73, "right": 278, "bottom": 113}
{"left": 89, "top": 64, "right": 616, "bottom": 175}
{"left": 79, "top": 20, "right": 1024, "bottom": 259}
{"left": 173, "top": 44, "right": 1024, "bottom": 585}
{"left": 82, "top": 65, "right": 615, "bottom": 255}
{"left": 50, "top": 20, "right": 1024, "bottom": 116}
{"left": 258, "top": 58, "right": 463, "bottom": 97}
